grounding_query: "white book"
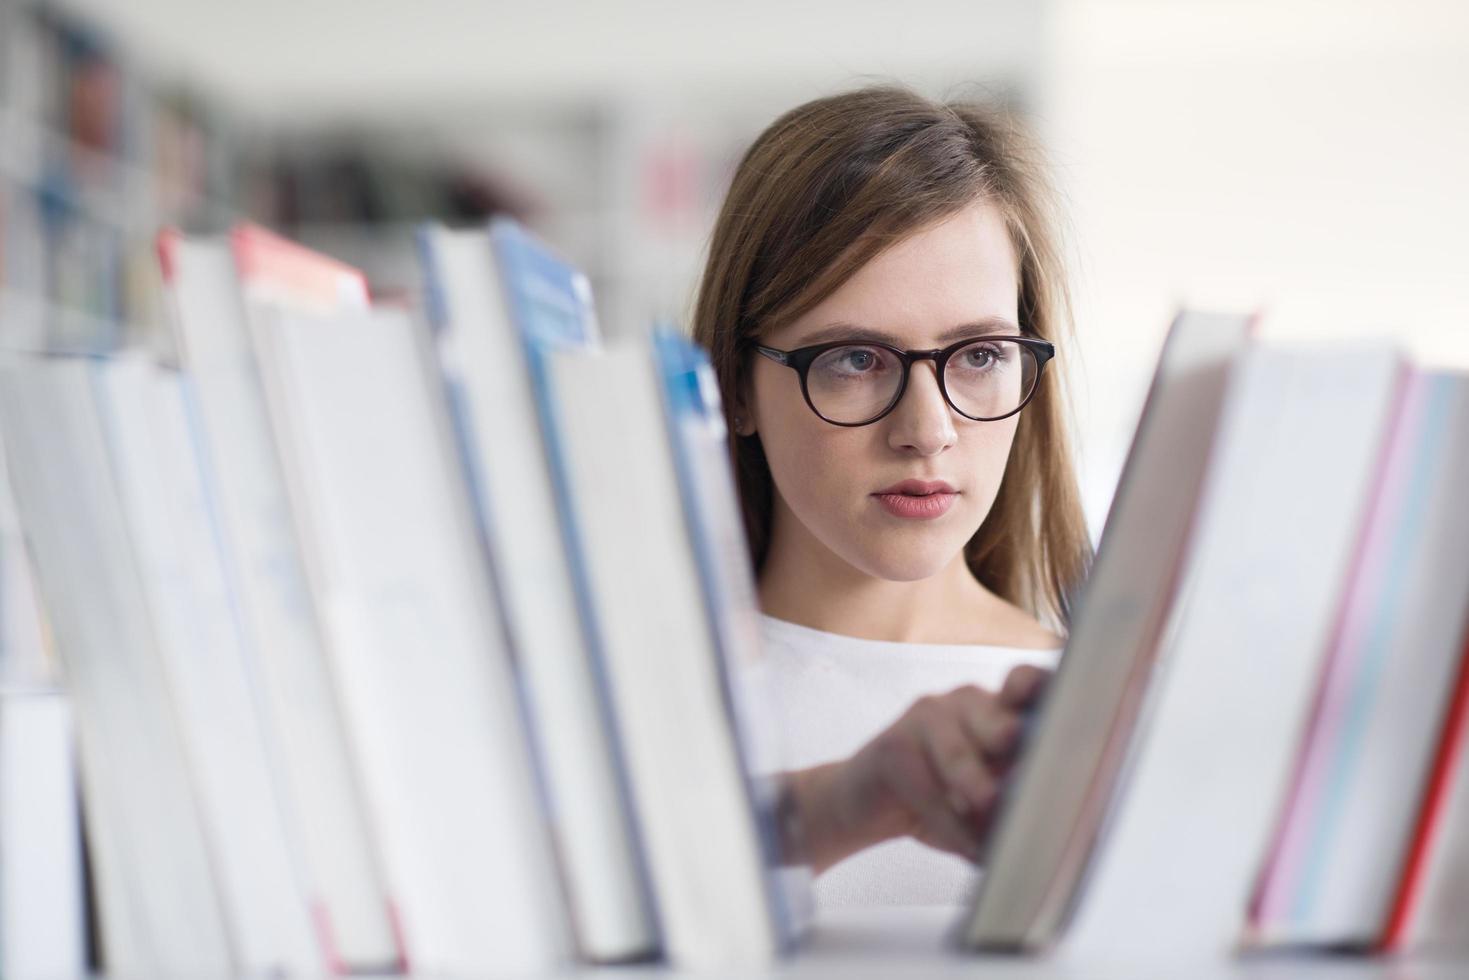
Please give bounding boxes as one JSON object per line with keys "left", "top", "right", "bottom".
{"left": 251, "top": 303, "right": 572, "bottom": 976}
{"left": 0, "top": 420, "right": 52, "bottom": 688}
{"left": 93, "top": 356, "right": 321, "bottom": 976}
{"left": 1250, "top": 369, "right": 1469, "bottom": 947}
{"left": 547, "top": 339, "right": 780, "bottom": 971}
{"left": 161, "top": 231, "right": 401, "bottom": 971}
{"left": 962, "top": 311, "right": 1253, "bottom": 949}
{"left": 418, "top": 224, "right": 656, "bottom": 963}
{"left": 1055, "top": 343, "right": 1406, "bottom": 963}
{"left": 0, "top": 689, "right": 86, "bottom": 980}
{"left": 0, "top": 356, "right": 233, "bottom": 977}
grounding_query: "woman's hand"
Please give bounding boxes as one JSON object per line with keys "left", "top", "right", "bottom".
{"left": 778, "top": 664, "right": 1051, "bottom": 874}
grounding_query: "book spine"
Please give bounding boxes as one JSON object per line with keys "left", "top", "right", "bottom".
{"left": 1381, "top": 625, "right": 1469, "bottom": 950}
{"left": 1247, "top": 369, "right": 1415, "bottom": 934}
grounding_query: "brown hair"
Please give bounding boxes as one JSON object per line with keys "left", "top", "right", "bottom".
{"left": 691, "top": 85, "right": 1093, "bottom": 630}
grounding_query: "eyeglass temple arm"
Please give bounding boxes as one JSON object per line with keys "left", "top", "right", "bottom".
{"left": 754, "top": 345, "right": 792, "bottom": 366}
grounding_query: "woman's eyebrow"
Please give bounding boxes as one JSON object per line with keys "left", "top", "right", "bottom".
{"left": 794, "top": 317, "right": 1020, "bottom": 347}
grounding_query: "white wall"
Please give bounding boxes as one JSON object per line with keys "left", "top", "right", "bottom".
{"left": 57, "top": 0, "right": 1043, "bottom": 118}
{"left": 1041, "top": 0, "right": 1469, "bottom": 530}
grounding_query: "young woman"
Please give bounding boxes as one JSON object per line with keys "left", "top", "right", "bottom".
{"left": 691, "top": 86, "right": 1093, "bottom": 908}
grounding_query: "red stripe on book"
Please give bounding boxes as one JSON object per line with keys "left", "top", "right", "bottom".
{"left": 156, "top": 227, "right": 181, "bottom": 282}
{"left": 386, "top": 899, "right": 411, "bottom": 976}
{"left": 310, "top": 900, "right": 346, "bottom": 976}
{"left": 1382, "top": 619, "right": 1469, "bottom": 950}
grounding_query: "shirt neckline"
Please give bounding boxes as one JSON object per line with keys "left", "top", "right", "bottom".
{"left": 758, "top": 612, "right": 1064, "bottom": 659}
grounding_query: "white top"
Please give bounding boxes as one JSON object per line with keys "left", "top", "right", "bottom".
{"left": 760, "top": 613, "right": 1062, "bottom": 910}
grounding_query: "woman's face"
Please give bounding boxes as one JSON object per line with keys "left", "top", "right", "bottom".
{"left": 748, "top": 199, "right": 1022, "bottom": 582}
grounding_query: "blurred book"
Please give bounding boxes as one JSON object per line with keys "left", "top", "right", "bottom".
{"left": 251, "top": 299, "right": 573, "bottom": 976}
{"left": 160, "top": 226, "right": 402, "bottom": 972}
{"left": 0, "top": 688, "right": 86, "bottom": 980}
{"left": 544, "top": 331, "right": 787, "bottom": 971}
{"left": 961, "top": 311, "right": 1254, "bottom": 950}
{"left": 1385, "top": 612, "right": 1469, "bottom": 955}
{"left": 651, "top": 327, "right": 814, "bottom": 941}
{"left": 92, "top": 354, "right": 321, "bottom": 975}
{"left": 1053, "top": 340, "right": 1406, "bottom": 961}
{"left": 0, "top": 354, "right": 233, "bottom": 977}
{"left": 0, "top": 415, "right": 53, "bottom": 689}
{"left": 418, "top": 220, "right": 659, "bottom": 964}
{"left": 1250, "top": 369, "right": 1469, "bottom": 949}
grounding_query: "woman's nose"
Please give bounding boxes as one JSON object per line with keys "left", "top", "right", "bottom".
{"left": 886, "top": 360, "right": 957, "bottom": 456}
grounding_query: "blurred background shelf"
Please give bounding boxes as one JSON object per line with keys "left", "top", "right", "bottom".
{"left": 6, "top": 0, "right": 1468, "bottom": 537}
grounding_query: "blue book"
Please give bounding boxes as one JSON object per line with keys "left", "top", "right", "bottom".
{"left": 651, "top": 327, "right": 814, "bottom": 945}
{"left": 488, "top": 218, "right": 604, "bottom": 645}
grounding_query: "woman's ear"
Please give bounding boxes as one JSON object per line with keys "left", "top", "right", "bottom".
{"left": 731, "top": 388, "right": 758, "bottom": 437}
{"left": 731, "top": 406, "right": 757, "bottom": 437}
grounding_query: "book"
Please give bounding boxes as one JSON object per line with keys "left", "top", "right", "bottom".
{"left": 0, "top": 416, "right": 52, "bottom": 688}
{"left": 1248, "top": 368, "right": 1469, "bottom": 948}
{"left": 417, "top": 221, "right": 658, "bottom": 964}
{"left": 250, "top": 301, "right": 573, "bottom": 976}
{"left": 960, "top": 311, "right": 1254, "bottom": 950}
{"left": 92, "top": 355, "right": 321, "bottom": 975}
{"left": 545, "top": 334, "right": 784, "bottom": 970}
{"left": 0, "top": 689, "right": 87, "bottom": 980}
{"left": 0, "top": 354, "right": 233, "bottom": 977}
{"left": 1385, "top": 623, "right": 1469, "bottom": 955}
{"left": 651, "top": 326, "right": 814, "bottom": 940}
{"left": 160, "top": 227, "right": 401, "bottom": 972}
{"left": 1053, "top": 341, "right": 1407, "bottom": 962}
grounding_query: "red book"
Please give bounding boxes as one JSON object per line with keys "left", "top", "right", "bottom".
{"left": 229, "top": 223, "right": 369, "bottom": 310}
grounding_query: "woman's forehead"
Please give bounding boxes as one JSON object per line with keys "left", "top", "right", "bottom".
{"left": 770, "top": 203, "right": 1021, "bottom": 349}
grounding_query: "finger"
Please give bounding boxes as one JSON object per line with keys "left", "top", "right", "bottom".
{"left": 915, "top": 803, "right": 986, "bottom": 863}
{"left": 971, "top": 709, "right": 1025, "bottom": 766}
{"left": 946, "top": 685, "right": 1024, "bottom": 762}
{"left": 874, "top": 720, "right": 988, "bottom": 861}
{"left": 998, "top": 664, "right": 1052, "bottom": 710}
{"left": 916, "top": 713, "right": 1001, "bottom": 819}
{"left": 869, "top": 728, "right": 987, "bottom": 852}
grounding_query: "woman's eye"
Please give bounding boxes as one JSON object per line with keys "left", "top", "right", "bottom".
{"left": 822, "top": 347, "right": 885, "bottom": 375}
{"left": 812, "top": 345, "right": 892, "bottom": 382}
{"left": 964, "top": 346, "right": 1002, "bottom": 368}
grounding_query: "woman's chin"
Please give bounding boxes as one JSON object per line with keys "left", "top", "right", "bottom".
{"left": 850, "top": 546, "right": 962, "bottom": 584}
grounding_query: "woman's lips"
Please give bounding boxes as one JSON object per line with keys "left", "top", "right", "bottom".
{"left": 872, "top": 487, "right": 958, "bottom": 520}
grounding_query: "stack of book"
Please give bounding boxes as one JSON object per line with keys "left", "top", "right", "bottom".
{"left": 2, "top": 218, "right": 1467, "bottom": 977}
{"left": 960, "top": 312, "right": 1469, "bottom": 964}
{"left": 0, "top": 219, "right": 804, "bottom": 978}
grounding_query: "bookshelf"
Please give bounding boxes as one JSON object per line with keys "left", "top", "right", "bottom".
{"left": 381, "top": 909, "right": 1469, "bottom": 979}
{"left": 12, "top": 908, "right": 1466, "bottom": 980}
{"left": 0, "top": 0, "right": 245, "bottom": 355}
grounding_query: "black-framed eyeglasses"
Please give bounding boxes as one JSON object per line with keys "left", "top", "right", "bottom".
{"left": 753, "top": 335, "right": 1054, "bottom": 427}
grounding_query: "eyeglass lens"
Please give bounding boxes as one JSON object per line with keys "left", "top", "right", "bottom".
{"left": 805, "top": 339, "right": 1038, "bottom": 424}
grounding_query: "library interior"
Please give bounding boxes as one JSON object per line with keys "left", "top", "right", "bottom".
{"left": 1, "top": 1, "right": 1467, "bottom": 978}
